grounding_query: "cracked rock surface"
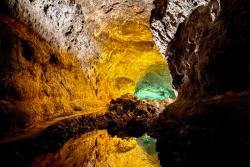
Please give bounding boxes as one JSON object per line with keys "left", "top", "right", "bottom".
{"left": 151, "top": 0, "right": 209, "bottom": 55}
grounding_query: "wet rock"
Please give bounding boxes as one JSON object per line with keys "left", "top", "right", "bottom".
{"left": 30, "top": 131, "right": 160, "bottom": 167}
{"left": 0, "top": 94, "right": 166, "bottom": 166}
{"left": 106, "top": 94, "right": 172, "bottom": 137}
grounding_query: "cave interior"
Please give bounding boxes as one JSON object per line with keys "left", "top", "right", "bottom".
{"left": 0, "top": 0, "right": 249, "bottom": 167}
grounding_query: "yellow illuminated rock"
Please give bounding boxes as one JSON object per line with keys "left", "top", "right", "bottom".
{"left": 90, "top": 8, "right": 169, "bottom": 103}
{"left": 1, "top": 2, "right": 166, "bottom": 166}
{"left": 0, "top": 2, "right": 171, "bottom": 128}
{"left": 0, "top": 18, "right": 105, "bottom": 130}
{"left": 30, "top": 130, "right": 160, "bottom": 167}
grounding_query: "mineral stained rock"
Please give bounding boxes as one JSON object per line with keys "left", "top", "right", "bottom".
{"left": 4, "top": 0, "right": 98, "bottom": 64}
{"left": 2, "top": 0, "right": 173, "bottom": 103}
{"left": 0, "top": 0, "right": 174, "bottom": 133}
{"left": 134, "top": 70, "right": 176, "bottom": 100}
{"left": 0, "top": 1, "right": 173, "bottom": 166}
{"left": 0, "top": 16, "right": 102, "bottom": 135}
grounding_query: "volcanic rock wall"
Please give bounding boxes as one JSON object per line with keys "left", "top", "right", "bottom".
{"left": 0, "top": 0, "right": 175, "bottom": 133}
{"left": 2, "top": 0, "right": 173, "bottom": 103}
{"left": 0, "top": 17, "right": 100, "bottom": 135}
{"left": 0, "top": 1, "right": 171, "bottom": 166}
{"left": 151, "top": 0, "right": 209, "bottom": 55}
{"left": 153, "top": 0, "right": 249, "bottom": 99}
{"left": 150, "top": 0, "right": 249, "bottom": 166}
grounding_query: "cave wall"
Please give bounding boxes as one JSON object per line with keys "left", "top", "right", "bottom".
{"left": 151, "top": 0, "right": 210, "bottom": 55}
{"left": 4, "top": 0, "right": 98, "bottom": 66}
{"left": 168, "top": 0, "right": 249, "bottom": 99}
{"left": 0, "top": 1, "right": 175, "bottom": 165}
{"left": 0, "top": 0, "right": 175, "bottom": 133}
{"left": 150, "top": 0, "right": 249, "bottom": 166}
{"left": 0, "top": 17, "right": 101, "bottom": 134}
{"left": 134, "top": 69, "right": 176, "bottom": 100}
{"left": 151, "top": 0, "right": 249, "bottom": 99}
{"left": 2, "top": 0, "right": 173, "bottom": 103}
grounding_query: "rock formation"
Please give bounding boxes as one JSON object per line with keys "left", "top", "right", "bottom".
{"left": 0, "top": 0, "right": 171, "bottom": 166}
{"left": 0, "top": 16, "right": 102, "bottom": 135}
{"left": 2, "top": 0, "right": 173, "bottom": 103}
{"left": 0, "top": 0, "right": 175, "bottom": 133}
{"left": 150, "top": 0, "right": 249, "bottom": 166}
{"left": 151, "top": 0, "right": 210, "bottom": 55}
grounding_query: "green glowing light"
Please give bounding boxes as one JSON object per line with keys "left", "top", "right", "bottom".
{"left": 134, "top": 70, "right": 176, "bottom": 100}
{"left": 135, "top": 86, "right": 175, "bottom": 100}
{"left": 136, "top": 135, "right": 157, "bottom": 155}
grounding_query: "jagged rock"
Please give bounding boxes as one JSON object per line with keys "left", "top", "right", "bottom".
{"left": 106, "top": 94, "right": 172, "bottom": 137}
{"left": 166, "top": 0, "right": 249, "bottom": 98}
{"left": 150, "top": 0, "right": 249, "bottom": 166}
{"left": 151, "top": 0, "right": 209, "bottom": 55}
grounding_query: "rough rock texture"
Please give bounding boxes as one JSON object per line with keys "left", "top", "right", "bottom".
{"left": 0, "top": 0, "right": 174, "bottom": 133}
{"left": 167, "top": 0, "right": 249, "bottom": 99}
{"left": 2, "top": 0, "right": 155, "bottom": 64}
{"left": 85, "top": 0, "right": 171, "bottom": 101}
{"left": 2, "top": 0, "right": 173, "bottom": 103}
{"left": 134, "top": 70, "right": 176, "bottom": 100}
{"left": 151, "top": 0, "right": 209, "bottom": 55}
{"left": 3, "top": 0, "right": 98, "bottom": 65}
{"left": 0, "top": 16, "right": 102, "bottom": 135}
{"left": 152, "top": 92, "right": 249, "bottom": 167}
{"left": 0, "top": 1, "right": 173, "bottom": 166}
{"left": 106, "top": 94, "right": 172, "bottom": 137}
{"left": 150, "top": 0, "right": 249, "bottom": 166}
